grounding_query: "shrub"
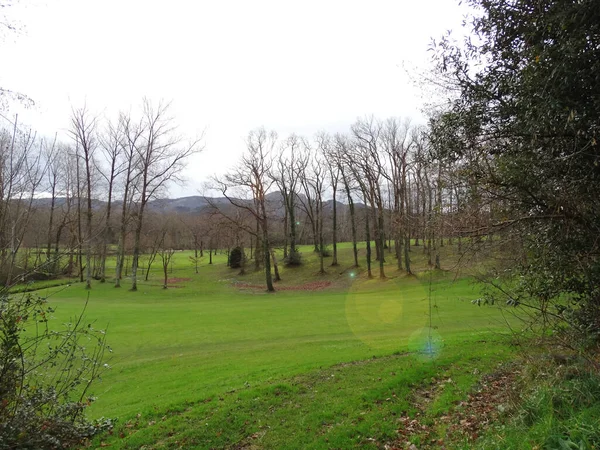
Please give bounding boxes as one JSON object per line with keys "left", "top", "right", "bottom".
{"left": 0, "top": 290, "right": 113, "bottom": 449}
{"left": 229, "top": 246, "right": 244, "bottom": 269}
{"left": 284, "top": 250, "right": 302, "bottom": 267}
{"left": 320, "top": 246, "right": 331, "bottom": 257}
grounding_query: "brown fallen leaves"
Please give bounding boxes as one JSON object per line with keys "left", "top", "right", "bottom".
{"left": 166, "top": 277, "right": 192, "bottom": 283}
{"left": 391, "top": 367, "right": 518, "bottom": 449}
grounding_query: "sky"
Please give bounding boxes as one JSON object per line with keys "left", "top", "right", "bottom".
{"left": 0, "top": 0, "right": 470, "bottom": 197}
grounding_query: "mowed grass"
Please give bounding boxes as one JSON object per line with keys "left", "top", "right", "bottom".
{"left": 106, "top": 341, "right": 515, "bottom": 449}
{"left": 32, "top": 241, "right": 517, "bottom": 447}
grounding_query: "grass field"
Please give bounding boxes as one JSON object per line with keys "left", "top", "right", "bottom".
{"left": 31, "top": 242, "right": 520, "bottom": 448}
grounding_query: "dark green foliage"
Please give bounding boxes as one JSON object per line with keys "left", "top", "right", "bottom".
{"left": 431, "top": 0, "right": 600, "bottom": 347}
{"left": 283, "top": 249, "right": 302, "bottom": 266}
{"left": 228, "top": 246, "right": 244, "bottom": 269}
{"left": 319, "top": 246, "right": 332, "bottom": 257}
{"left": 0, "top": 290, "right": 112, "bottom": 449}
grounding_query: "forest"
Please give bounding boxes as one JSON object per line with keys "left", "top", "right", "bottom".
{"left": 0, "top": 111, "right": 492, "bottom": 291}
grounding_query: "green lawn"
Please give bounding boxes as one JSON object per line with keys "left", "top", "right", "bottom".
{"left": 31, "top": 242, "right": 517, "bottom": 448}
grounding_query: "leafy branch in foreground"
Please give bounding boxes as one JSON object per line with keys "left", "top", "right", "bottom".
{"left": 430, "top": 0, "right": 600, "bottom": 352}
{"left": 0, "top": 289, "right": 113, "bottom": 449}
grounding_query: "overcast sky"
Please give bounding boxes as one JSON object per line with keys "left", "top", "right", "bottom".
{"left": 0, "top": 0, "right": 469, "bottom": 197}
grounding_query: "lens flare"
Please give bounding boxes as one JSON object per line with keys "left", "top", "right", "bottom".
{"left": 408, "top": 327, "right": 444, "bottom": 362}
{"left": 345, "top": 273, "right": 444, "bottom": 358}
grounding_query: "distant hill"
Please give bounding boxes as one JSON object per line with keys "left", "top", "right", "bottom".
{"left": 29, "top": 192, "right": 363, "bottom": 216}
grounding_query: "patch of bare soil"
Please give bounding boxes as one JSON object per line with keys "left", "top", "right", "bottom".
{"left": 391, "top": 367, "right": 519, "bottom": 449}
{"left": 234, "top": 281, "right": 332, "bottom": 291}
{"left": 166, "top": 277, "right": 192, "bottom": 283}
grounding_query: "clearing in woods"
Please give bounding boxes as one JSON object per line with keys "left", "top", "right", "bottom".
{"left": 34, "top": 242, "right": 518, "bottom": 448}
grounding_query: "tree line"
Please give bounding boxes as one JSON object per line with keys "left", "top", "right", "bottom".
{"left": 0, "top": 99, "right": 202, "bottom": 290}
{"left": 209, "top": 117, "right": 500, "bottom": 291}
{"left": 1, "top": 106, "right": 500, "bottom": 291}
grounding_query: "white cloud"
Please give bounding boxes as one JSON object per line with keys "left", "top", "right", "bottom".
{"left": 0, "top": 0, "right": 471, "bottom": 197}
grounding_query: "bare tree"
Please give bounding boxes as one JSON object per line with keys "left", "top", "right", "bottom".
{"left": 212, "top": 127, "right": 278, "bottom": 291}
{"left": 351, "top": 117, "right": 387, "bottom": 279}
{"left": 381, "top": 118, "right": 414, "bottom": 274}
{"left": 298, "top": 139, "right": 327, "bottom": 274}
{"left": 180, "top": 213, "right": 205, "bottom": 273}
{"left": 333, "top": 133, "right": 359, "bottom": 267}
{"left": 129, "top": 99, "right": 202, "bottom": 291}
{"left": 159, "top": 241, "right": 175, "bottom": 289}
{"left": 141, "top": 216, "right": 166, "bottom": 281}
{"left": 317, "top": 132, "right": 340, "bottom": 267}
{"left": 43, "top": 135, "right": 59, "bottom": 266}
{"left": 0, "top": 118, "right": 47, "bottom": 286}
{"left": 270, "top": 134, "right": 306, "bottom": 265}
{"left": 69, "top": 105, "right": 98, "bottom": 289}
{"left": 96, "top": 117, "right": 125, "bottom": 283}
{"left": 114, "top": 112, "right": 142, "bottom": 288}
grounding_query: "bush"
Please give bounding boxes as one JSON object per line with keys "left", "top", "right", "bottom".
{"left": 284, "top": 250, "right": 302, "bottom": 266}
{"left": 229, "top": 246, "right": 244, "bottom": 269}
{"left": 320, "top": 246, "right": 331, "bottom": 257}
{"left": 0, "top": 290, "right": 113, "bottom": 449}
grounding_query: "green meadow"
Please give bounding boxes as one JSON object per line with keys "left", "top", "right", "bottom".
{"left": 34, "top": 242, "right": 518, "bottom": 448}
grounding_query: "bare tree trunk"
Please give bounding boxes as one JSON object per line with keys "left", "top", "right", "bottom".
{"left": 365, "top": 206, "right": 372, "bottom": 278}
{"left": 377, "top": 212, "right": 386, "bottom": 279}
{"left": 163, "top": 260, "right": 169, "bottom": 288}
{"left": 160, "top": 244, "right": 175, "bottom": 289}
{"left": 263, "top": 227, "right": 274, "bottom": 291}
{"left": 67, "top": 222, "right": 76, "bottom": 276}
{"left": 448, "top": 182, "right": 454, "bottom": 246}
{"left": 99, "top": 169, "right": 116, "bottom": 283}
{"left": 437, "top": 161, "right": 444, "bottom": 251}
{"left": 312, "top": 222, "right": 319, "bottom": 254}
{"left": 404, "top": 181, "right": 412, "bottom": 274}
{"left": 270, "top": 247, "right": 281, "bottom": 282}
{"left": 254, "top": 218, "right": 261, "bottom": 271}
{"left": 115, "top": 171, "right": 133, "bottom": 287}
{"left": 70, "top": 108, "right": 97, "bottom": 290}
{"left": 130, "top": 207, "right": 145, "bottom": 291}
{"left": 114, "top": 201, "right": 128, "bottom": 288}
{"left": 144, "top": 251, "right": 159, "bottom": 281}
{"left": 283, "top": 208, "right": 288, "bottom": 259}
{"left": 85, "top": 185, "right": 93, "bottom": 289}
{"left": 46, "top": 184, "right": 57, "bottom": 262}
{"left": 414, "top": 180, "right": 420, "bottom": 247}
{"left": 373, "top": 206, "right": 381, "bottom": 262}
{"left": 404, "top": 235, "right": 412, "bottom": 274}
{"left": 54, "top": 219, "right": 66, "bottom": 272}
{"left": 434, "top": 163, "right": 442, "bottom": 269}
{"left": 341, "top": 171, "right": 359, "bottom": 267}
{"left": 76, "top": 168, "right": 84, "bottom": 283}
{"left": 318, "top": 200, "right": 325, "bottom": 274}
{"left": 289, "top": 198, "right": 297, "bottom": 257}
{"left": 331, "top": 183, "right": 338, "bottom": 266}
{"left": 395, "top": 235, "right": 403, "bottom": 270}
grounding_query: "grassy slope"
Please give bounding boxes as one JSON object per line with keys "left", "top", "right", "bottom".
{"left": 107, "top": 341, "right": 514, "bottom": 449}
{"left": 33, "top": 242, "right": 518, "bottom": 448}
